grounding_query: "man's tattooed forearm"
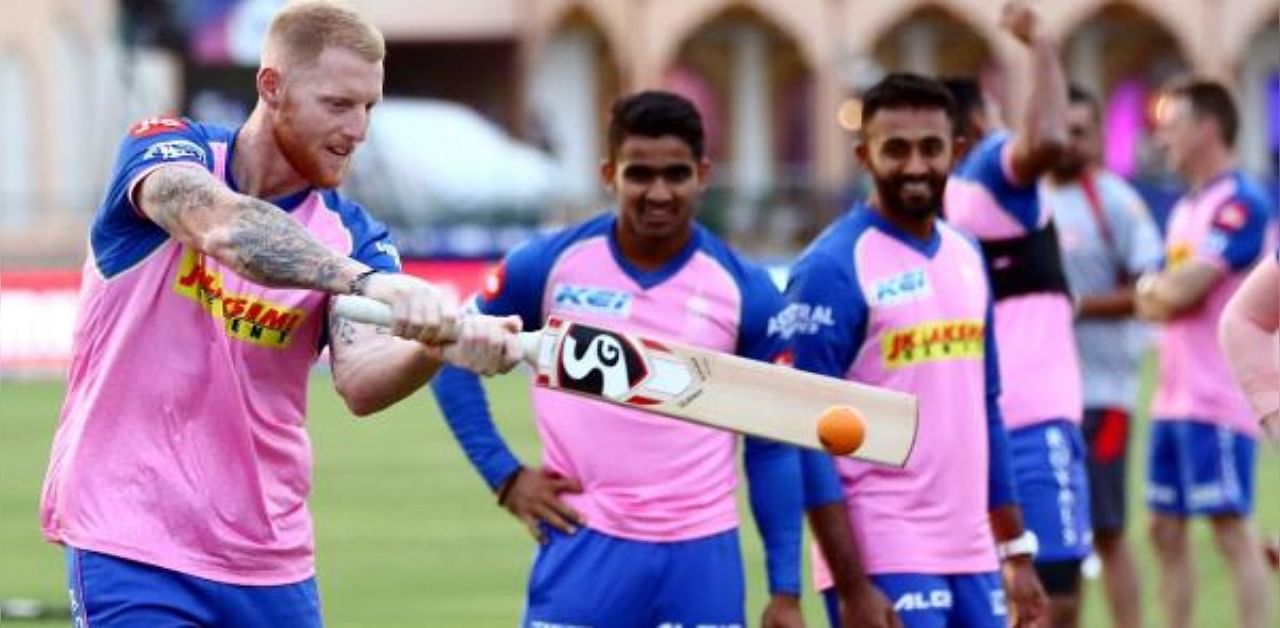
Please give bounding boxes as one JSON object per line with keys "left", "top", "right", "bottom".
{"left": 223, "top": 197, "right": 350, "bottom": 291}
{"left": 143, "top": 168, "right": 356, "bottom": 293}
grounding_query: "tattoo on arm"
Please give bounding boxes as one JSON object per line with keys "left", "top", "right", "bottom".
{"left": 140, "top": 166, "right": 360, "bottom": 293}
{"left": 330, "top": 314, "right": 360, "bottom": 346}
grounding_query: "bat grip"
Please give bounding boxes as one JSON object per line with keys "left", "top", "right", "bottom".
{"left": 332, "top": 295, "right": 539, "bottom": 365}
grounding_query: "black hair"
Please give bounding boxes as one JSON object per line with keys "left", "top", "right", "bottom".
{"left": 1165, "top": 78, "right": 1239, "bottom": 147}
{"left": 861, "top": 72, "right": 959, "bottom": 132}
{"left": 940, "top": 78, "right": 984, "bottom": 138}
{"left": 607, "top": 90, "right": 705, "bottom": 159}
{"left": 1068, "top": 83, "right": 1101, "bottom": 122}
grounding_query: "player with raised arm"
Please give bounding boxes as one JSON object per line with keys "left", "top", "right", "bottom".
{"left": 1137, "top": 78, "right": 1276, "bottom": 628}
{"left": 430, "top": 91, "right": 805, "bottom": 627}
{"left": 39, "top": 3, "right": 519, "bottom": 626}
{"left": 1043, "top": 85, "right": 1162, "bottom": 628}
{"left": 793, "top": 72, "right": 1047, "bottom": 628}
{"left": 941, "top": 3, "right": 1091, "bottom": 626}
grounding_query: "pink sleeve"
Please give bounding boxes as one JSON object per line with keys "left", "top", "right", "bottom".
{"left": 1219, "top": 256, "right": 1280, "bottom": 419}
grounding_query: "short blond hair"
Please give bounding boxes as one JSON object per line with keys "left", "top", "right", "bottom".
{"left": 264, "top": 0, "right": 385, "bottom": 68}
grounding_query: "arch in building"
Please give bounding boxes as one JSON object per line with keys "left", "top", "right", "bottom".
{"left": 1225, "top": 1, "right": 1280, "bottom": 71}
{"left": 526, "top": 3, "right": 624, "bottom": 206}
{"left": 866, "top": 4, "right": 996, "bottom": 81}
{"left": 1060, "top": 3, "right": 1193, "bottom": 177}
{"left": 650, "top": 0, "right": 821, "bottom": 79}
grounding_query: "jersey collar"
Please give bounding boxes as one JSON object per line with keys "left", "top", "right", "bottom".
{"left": 605, "top": 214, "right": 703, "bottom": 290}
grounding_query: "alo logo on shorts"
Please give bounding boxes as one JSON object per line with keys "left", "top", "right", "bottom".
{"left": 558, "top": 324, "right": 647, "bottom": 400}
{"left": 894, "top": 589, "right": 953, "bottom": 612}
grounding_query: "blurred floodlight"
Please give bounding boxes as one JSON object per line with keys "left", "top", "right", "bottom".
{"left": 837, "top": 99, "right": 863, "bottom": 132}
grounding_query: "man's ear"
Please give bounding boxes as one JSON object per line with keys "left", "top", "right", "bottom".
{"left": 854, "top": 140, "right": 871, "bottom": 170}
{"left": 258, "top": 67, "right": 282, "bottom": 108}
{"left": 599, "top": 159, "right": 617, "bottom": 192}
{"left": 696, "top": 158, "right": 712, "bottom": 191}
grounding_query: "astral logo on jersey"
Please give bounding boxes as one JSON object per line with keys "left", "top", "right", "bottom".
{"left": 769, "top": 302, "right": 835, "bottom": 338}
{"left": 552, "top": 283, "right": 633, "bottom": 318}
{"left": 558, "top": 324, "right": 646, "bottom": 399}
{"left": 173, "top": 249, "right": 306, "bottom": 348}
{"left": 881, "top": 319, "right": 984, "bottom": 368}
{"left": 871, "top": 269, "right": 931, "bottom": 306}
{"left": 141, "top": 140, "right": 206, "bottom": 164}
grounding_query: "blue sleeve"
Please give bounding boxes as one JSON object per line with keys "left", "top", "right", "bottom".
{"left": 735, "top": 266, "right": 790, "bottom": 362}
{"left": 984, "top": 294, "right": 1018, "bottom": 510}
{"left": 800, "top": 449, "right": 844, "bottom": 508}
{"left": 91, "top": 118, "right": 214, "bottom": 278}
{"left": 744, "top": 436, "right": 803, "bottom": 596}
{"left": 1201, "top": 194, "right": 1271, "bottom": 272}
{"left": 967, "top": 133, "right": 1040, "bottom": 230}
{"left": 784, "top": 247, "right": 867, "bottom": 508}
{"left": 727, "top": 261, "right": 803, "bottom": 595}
{"left": 329, "top": 194, "right": 402, "bottom": 273}
{"left": 471, "top": 241, "right": 552, "bottom": 332}
{"left": 784, "top": 250, "right": 866, "bottom": 379}
{"left": 430, "top": 242, "right": 552, "bottom": 490}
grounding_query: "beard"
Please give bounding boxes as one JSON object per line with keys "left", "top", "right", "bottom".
{"left": 1051, "top": 153, "right": 1087, "bottom": 180}
{"left": 875, "top": 172, "right": 946, "bottom": 221}
{"left": 272, "top": 108, "right": 344, "bottom": 189}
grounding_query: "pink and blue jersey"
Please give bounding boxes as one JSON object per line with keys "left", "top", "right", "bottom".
{"left": 40, "top": 117, "right": 400, "bottom": 585}
{"left": 431, "top": 214, "right": 802, "bottom": 593}
{"left": 945, "top": 132, "right": 1083, "bottom": 429}
{"left": 791, "top": 206, "right": 1016, "bottom": 581}
{"left": 1153, "top": 170, "right": 1274, "bottom": 437}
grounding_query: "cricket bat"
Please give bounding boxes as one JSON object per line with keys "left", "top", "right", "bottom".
{"left": 333, "top": 296, "right": 918, "bottom": 466}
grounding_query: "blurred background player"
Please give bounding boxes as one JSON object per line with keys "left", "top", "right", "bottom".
{"left": 429, "top": 90, "right": 805, "bottom": 628}
{"left": 38, "top": 2, "right": 521, "bottom": 626}
{"left": 791, "top": 72, "right": 1047, "bottom": 628}
{"left": 1042, "top": 84, "right": 1162, "bottom": 628}
{"left": 941, "top": 2, "right": 1091, "bottom": 626}
{"left": 1138, "top": 77, "right": 1276, "bottom": 628}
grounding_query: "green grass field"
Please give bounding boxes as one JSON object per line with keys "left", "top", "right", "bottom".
{"left": 1, "top": 366, "right": 1275, "bottom": 626}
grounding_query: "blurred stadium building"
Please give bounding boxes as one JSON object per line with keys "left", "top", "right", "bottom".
{"left": 0, "top": 1, "right": 1277, "bottom": 374}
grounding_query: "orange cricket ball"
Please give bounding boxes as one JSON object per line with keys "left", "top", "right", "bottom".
{"left": 817, "top": 406, "right": 866, "bottom": 456}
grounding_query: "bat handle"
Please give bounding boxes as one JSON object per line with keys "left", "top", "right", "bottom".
{"left": 332, "top": 295, "right": 541, "bottom": 366}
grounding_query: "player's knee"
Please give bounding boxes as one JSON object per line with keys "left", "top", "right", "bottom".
{"left": 1149, "top": 517, "right": 1187, "bottom": 553}
{"left": 1207, "top": 515, "right": 1254, "bottom": 555}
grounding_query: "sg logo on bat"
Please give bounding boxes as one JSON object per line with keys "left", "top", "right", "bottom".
{"left": 558, "top": 324, "right": 648, "bottom": 400}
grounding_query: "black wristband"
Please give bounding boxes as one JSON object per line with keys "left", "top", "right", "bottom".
{"left": 496, "top": 467, "right": 525, "bottom": 506}
{"left": 348, "top": 269, "right": 380, "bottom": 296}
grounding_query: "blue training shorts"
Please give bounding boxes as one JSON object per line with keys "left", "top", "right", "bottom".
{"left": 523, "top": 527, "right": 745, "bottom": 628}
{"left": 1147, "top": 419, "right": 1256, "bottom": 516}
{"left": 66, "top": 547, "right": 321, "bottom": 627}
{"left": 823, "top": 572, "right": 1006, "bottom": 628}
{"left": 1009, "top": 419, "right": 1093, "bottom": 562}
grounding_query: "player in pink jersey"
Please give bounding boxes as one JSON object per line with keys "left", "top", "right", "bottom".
{"left": 793, "top": 73, "right": 1048, "bottom": 628}
{"left": 39, "top": 3, "right": 520, "bottom": 626}
{"left": 432, "top": 91, "right": 805, "bottom": 627}
{"left": 1137, "top": 78, "right": 1275, "bottom": 628}
{"left": 941, "top": 3, "right": 1092, "bottom": 626}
